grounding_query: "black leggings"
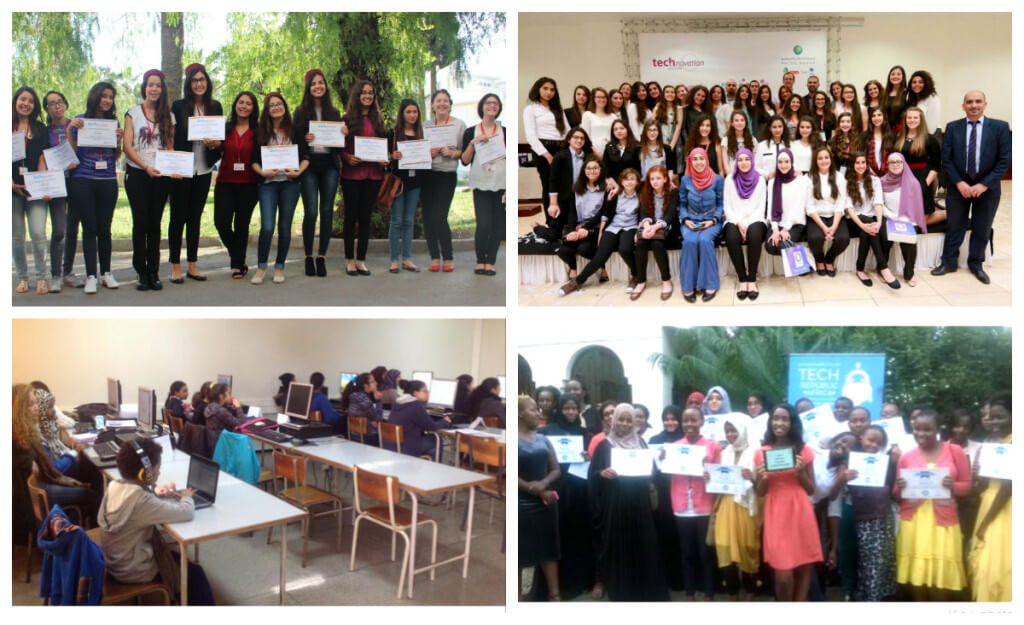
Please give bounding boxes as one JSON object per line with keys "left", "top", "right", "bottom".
{"left": 805, "top": 215, "right": 850, "bottom": 265}
{"left": 124, "top": 167, "right": 170, "bottom": 276}
{"left": 884, "top": 234, "right": 918, "bottom": 279}
{"left": 721, "top": 564, "right": 758, "bottom": 596}
{"left": 169, "top": 173, "right": 212, "bottom": 264}
{"left": 576, "top": 229, "right": 636, "bottom": 284}
{"left": 533, "top": 139, "right": 561, "bottom": 216}
{"left": 213, "top": 182, "right": 258, "bottom": 270}
{"left": 763, "top": 224, "right": 806, "bottom": 256}
{"left": 555, "top": 236, "right": 598, "bottom": 271}
{"left": 723, "top": 222, "right": 767, "bottom": 281}
{"left": 852, "top": 215, "right": 889, "bottom": 271}
{"left": 473, "top": 189, "right": 504, "bottom": 264}
{"left": 634, "top": 236, "right": 671, "bottom": 282}
{"left": 422, "top": 170, "right": 457, "bottom": 261}
{"left": 676, "top": 516, "right": 715, "bottom": 598}
{"left": 341, "top": 178, "right": 381, "bottom": 260}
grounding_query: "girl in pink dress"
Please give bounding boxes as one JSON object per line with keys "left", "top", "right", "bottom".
{"left": 754, "top": 403, "right": 823, "bottom": 601}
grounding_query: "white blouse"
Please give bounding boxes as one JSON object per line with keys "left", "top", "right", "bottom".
{"left": 767, "top": 175, "right": 810, "bottom": 230}
{"left": 715, "top": 103, "right": 734, "bottom": 137}
{"left": 790, "top": 141, "right": 813, "bottom": 174}
{"left": 523, "top": 102, "right": 567, "bottom": 156}
{"left": 723, "top": 175, "right": 767, "bottom": 228}
{"left": 882, "top": 188, "right": 903, "bottom": 221}
{"left": 754, "top": 139, "right": 787, "bottom": 178}
{"left": 913, "top": 95, "right": 942, "bottom": 131}
{"left": 126, "top": 104, "right": 176, "bottom": 169}
{"left": 805, "top": 173, "right": 847, "bottom": 218}
{"left": 845, "top": 176, "right": 884, "bottom": 218}
{"left": 626, "top": 102, "right": 653, "bottom": 141}
{"left": 581, "top": 111, "right": 615, "bottom": 156}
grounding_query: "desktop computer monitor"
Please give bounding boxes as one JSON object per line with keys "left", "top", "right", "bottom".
{"left": 497, "top": 375, "right": 506, "bottom": 399}
{"left": 284, "top": 382, "right": 313, "bottom": 420}
{"left": 137, "top": 387, "right": 157, "bottom": 432}
{"left": 107, "top": 378, "right": 122, "bottom": 414}
{"left": 216, "top": 374, "right": 233, "bottom": 388}
{"left": 429, "top": 378, "right": 457, "bottom": 409}
{"left": 339, "top": 372, "right": 358, "bottom": 395}
{"left": 412, "top": 370, "right": 433, "bottom": 386}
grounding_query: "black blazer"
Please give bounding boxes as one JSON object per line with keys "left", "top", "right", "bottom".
{"left": 548, "top": 148, "right": 584, "bottom": 218}
{"left": 602, "top": 142, "right": 641, "bottom": 182}
{"left": 638, "top": 191, "right": 679, "bottom": 227}
{"left": 941, "top": 117, "right": 1011, "bottom": 190}
{"left": 171, "top": 98, "right": 224, "bottom": 165}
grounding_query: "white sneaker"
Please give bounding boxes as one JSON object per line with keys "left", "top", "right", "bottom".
{"left": 84, "top": 275, "right": 98, "bottom": 294}
{"left": 273, "top": 270, "right": 285, "bottom": 284}
{"left": 101, "top": 272, "right": 119, "bottom": 289}
{"left": 48, "top": 277, "right": 62, "bottom": 293}
{"left": 251, "top": 270, "right": 266, "bottom": 285}
{"left": 64, "top": 273, "right": 85, "bottom": 288}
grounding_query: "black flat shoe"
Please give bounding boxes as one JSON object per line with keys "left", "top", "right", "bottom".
{"left": 683, "top": 293, "right": 697, "bottom": 303}
{"left": 972, "top": 269, "right": 991, "bottom": 285}
{"left": 169, "top": 276, "right": 184, "bottom": 284}
{"left": 826, "top": 268, "right": 836, "bottom": 277}
{"left": 857, "top": 274, "right": 873, "bottom": 287}
{"left": 598, "top": 273, "right": 609, "bottom": 283}
{"left": 702, "top": 290, "right": 717, "bottom": 302}
{"left": 316, "top": 257, "right": 327, "bottom": 277}
{"left": 357, "top": 268, "right": 371, "bottom": 276}
{"left": 389, "top": 267, "right": 400, "bottom": 274}
{"left": 150, "top": 273, "right": 163, "bottom": 291}
{"left": 485, "top": 269, "right": 497, "bottom": 276}
{"left": 346, "top": 269, "right": 359, "bottom": 276}
{"left": 816, "top": 268, "right": 827, "bottom": 276}
{"left": 747, "top": 289, "right": 759, "bottom": 301}
{"left": 402, "top": 264, "right": 420, "bottom": 273}
{"left": 240, "top": 265, "right": 249, "bottom": 277}
{"left": 136, "top": 274, "right": 151, "bottom": 291}
{"left": 305, "top": 257, "right": 316, "bottom": 276}
{"left": 474, "top": 268, "right": 486, "bottom": 275}
{"left": 886, "top": 278, "right": 901, "bottom": 289}
{"left": 186, "top": 272, "right": 207, "bottom": 282}
{"left": 737, "top": 290, "right": 749, "bottom": 300}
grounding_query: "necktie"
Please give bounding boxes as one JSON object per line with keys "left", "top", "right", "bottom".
{"left": 967, "top": 120, "right": 978, "bottom": 179}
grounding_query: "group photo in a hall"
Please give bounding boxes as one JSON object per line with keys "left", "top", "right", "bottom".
{"left": 517, "top": 326, "right": 1012, "bottom": 603}
{"left": 517, "top": 13, "right": 1011, "bottom": 307}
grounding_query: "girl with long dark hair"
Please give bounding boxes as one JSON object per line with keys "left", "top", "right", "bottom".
{"left": 12, "top": 86, "right": 54, "bottom": 295}
{"left": 213, "top": 91, "right": 259, "bottom": 278}
{"left": 524, "top": 77, "right": 568, "bottom": 234}
{"left": 340, "top": 79, "right": 387, "bottom": 276}
{"left": 387, "top": 98, "right": 425, "bottom": 273}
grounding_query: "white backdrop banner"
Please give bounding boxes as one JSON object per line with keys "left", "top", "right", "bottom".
{"left": 638, "top": 31, "right": 827, "bottom": 89}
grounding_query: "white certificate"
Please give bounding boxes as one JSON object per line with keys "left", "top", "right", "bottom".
{"left": 43, "top": 140, "right": 80, "bottom": 170}
{"left": 660, "top": 443, "right": 706, "bottom": 476}
{"left": 426, "top": 124, "right": 458, "bottom": 149}
{"left": 260, "top": 145, "right": 300, "bottom": 171}
{"left": 154, "top": 150, "right": 194, "bottom": 178}
{"left": 187, "top": 116, "right": 226, "bottom": 141}
{"left": 24, "top": 170, "right": 68, "bottom": 200}
{"left": 876, "top": 417, "right": 909, "bottom": 449}
{"left": 354, "top": 136, "right": 388, "bottom": 162}
{"left": 610, "top": 448, "right": 655, "bottom": 477}
{"left": 13, "top": 131, "right": 26, "bottom": 161}
{"left": 568, "top": 462, "right": 590, "bottom": 480}
{"left": 550, "top": 435, "right": 584, "bottom": 464}
{"left": 705, "top": 464, "right": 745, "bottom": 495}
{"left": 800, "top": 404, "right": 842, "bottom": 444}
{"left": 700, "top": 414, "right": 726, "bottom": 442}
{"left": 900, "top": 467, "right": 951, "bottom": 499}
{"left": 750, "top": 413, "right": 770, "bottom": 445}
{"left": 397, "top": 139, "right": 431, "bottom": 169}
{"left": 977, "top": 442, "right": 1012, "bottom": 480}
{"left": 474, "top": 135, "right": 506, "bottom": 163}
{"left": 847, "top": 451, "right": 888, "bottom": 487}
{"left": 308, "top": 121, "right": 346, "bottom": 147}
{"left": 77, "top": 119, "right": 118, "bottom": 148}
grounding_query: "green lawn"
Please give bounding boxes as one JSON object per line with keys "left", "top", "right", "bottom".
{"left": 109, "top": 184, "right": 478, "bottom": 239}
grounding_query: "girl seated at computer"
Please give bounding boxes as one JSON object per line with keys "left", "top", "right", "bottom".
{"left": 388, "top": 380, "right": 452, "bottom": 460}
{"left": 204, "top": 383, "right": 247, "bottom": 444}
{"left": 341, "top": 372, "right": 383, "bottom": 443}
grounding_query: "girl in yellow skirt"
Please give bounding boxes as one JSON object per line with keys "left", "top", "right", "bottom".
{"left": 968, "top": 398, "right": 1012, "bottom": 601}
{"left": 712, "top": 414, "right": 762, "bottom": 600}
{"left": 893, "top": 409, "right": 971, "bottom": 601}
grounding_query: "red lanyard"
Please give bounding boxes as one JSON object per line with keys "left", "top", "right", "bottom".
{"left": 194, "top": 103, "right": 205, "bottom": 117}
{"left": 478, "top": 122, "right": 499, "bottom": 139}
{"left": 143, "top": 110, "right": 157, "bottom": 143}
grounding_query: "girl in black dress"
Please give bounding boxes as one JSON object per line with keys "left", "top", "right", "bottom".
{"left": 518, "top": 396, "right": 561, "bottom": 601}
{"left": 649, "top": 405, "right": 686, "bottom": 592}
{"left": 881, "top": 65, "right": 908, "bottom": 134}
{"left": 564, "top": 85, "right": 590, "bottom": 129}
{"left": 683, "top": 113, "right": 722, "bottom": 176}
{"left": 896, "top": 107, "right": 943, "bottom": 225}
{"left": 601, "top": 119, "right": 641, "bottom": 191}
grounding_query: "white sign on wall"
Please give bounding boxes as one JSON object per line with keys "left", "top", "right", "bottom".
{"left": 638, "top": 31, "right": 828, "bottom": 90}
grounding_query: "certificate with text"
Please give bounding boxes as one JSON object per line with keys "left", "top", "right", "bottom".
{"left": 900, "top": 467, "right": 951, "bottom": 499}
{"left": 24, "top": 170, "right": 68, "bottom": 200}
{"left": 610, "top": 448, "right": 655, "bottom": 477}
{"left": 155, "top": 151, "right": 194, "bottom": 177}
{"left": 308, "top": 121, "right": 346, "bottom": 147}
{"left": 187, "top": 116, "right": 226, "bottom": 141}
{"left": 43, "top": 141, "right": 80, "bottom": 171}
{"left": 846, "top": 451, "right": 888, "bottom": 487}
{"left": 977, "top": 443, "right": 1012, "bottom": 480}
{"left": 705, "top": 464, "right": 745, "bottom": 495}
{"left": 474, "top": 135, "right": 506, "bottom": 163}
{"left": 260, "top": 145, "right": 300, "bottom": 170}
{"left": 660, "top": 443, "right": 706, "bottom": 476}
{"left": 550, "top": 435, "right": 585, "bottom": 464}
{"left": 13, "top": 131, "right": 26, "bottom": 161}
{"left": 354, "top": 136, "right": 388, "bottom": 162}
{"left": 77, "top": 119, "right": 118, "bottom": 148}
{"left": 397, "top": 139, "right": 431, "bottom": 169}
{"left": 426, "top": 124, "right": 458, "bottom": 149}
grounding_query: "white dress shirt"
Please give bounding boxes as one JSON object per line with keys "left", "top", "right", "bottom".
{"left": 723, "top": 175, "right": 767, "bottom": 227}
{"left": 845, "top": 176, "right": 884, "bottom": 218}
{"left": 805, "top": 173, "right": 847, "bottom": 218}
{"left": 523, "top": 102, "right": 567, "bottom": 156}
{"left": 581, "top": 111, "right": 615, "bottom": 155}
{"left": 790, "top": 141, "right": 813, "bottom": 174}
{"left": 767, "top": 175, "right": 810, "bottom": 230}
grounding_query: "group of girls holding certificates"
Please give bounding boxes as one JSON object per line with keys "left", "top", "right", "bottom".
{"left": 526, "top": 71, "right": 945, "bottom": 301}
{"left": 12, "top": 65, "right": 505, "bottom": 295}
{"left": 519, "top": 384, "right": 1012, "bottom": 603}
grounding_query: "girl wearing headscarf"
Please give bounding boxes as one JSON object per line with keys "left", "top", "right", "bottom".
{"left": 713, "top": 413, "right": 762, "bottom": 601}
{"left": 763, "top": 149, "right": 811, "bottom": 258}
{"left": 536, "top": 393, "right": 593, "bottom": 600}
{"left": 678, "top": 147, "right": 724, "bottom": 303}
{"left": 685, "top": 391, "right": 706, "bottom": 410}
{"left": 379, "top": 369, "right": 401, "bottom": 407}
{"left": 702, "top": 385, "right": 732, "bottom": 448}
{"left": 880, "top": 152, "right": 927, "bottom": 286}
{"left": 649, "top": 405, "right": 686, "bottom": 592}
{"left": 35, "top": 388, "right": 105, "bottom": 500}
{"left": 723, "top": 148, "right": 768, "bottom": 300}
{"left": 587, "top": 403, "right": 669, "bottom": 601}
{"left": 845, "top": 152, "right": 901, "bottom": 289}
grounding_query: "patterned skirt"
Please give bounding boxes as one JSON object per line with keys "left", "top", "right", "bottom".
{"left": 856, "top": 514, "right": 898, "bottom": 601}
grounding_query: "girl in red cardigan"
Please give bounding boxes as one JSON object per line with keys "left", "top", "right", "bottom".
{"left": 893, "top": 409, "right": 971, "bottom": 600}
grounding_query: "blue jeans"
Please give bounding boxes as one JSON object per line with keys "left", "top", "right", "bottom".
{"left": 12, "top": 193, "right": 48, "bottom": 281}
{"left": 257, "top": 182, "right": 300, "bottom": 269}
{"left": 300, "top": 155, "right": 340, "bottom": 257}
{"left": 388, "top": 186, "right": 421, "bottom": 262}
{"left": 680, "top": 222, "right": 722, "bottom": 292}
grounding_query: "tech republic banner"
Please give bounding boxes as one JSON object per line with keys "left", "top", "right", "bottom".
{"left": 638, "top": 31, "right": 827, "bottom": 89}
{"left": 787, "top": 353, "right": 886, "bottom": 420}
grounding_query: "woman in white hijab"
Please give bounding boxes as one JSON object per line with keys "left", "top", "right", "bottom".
{"left": 712, "top": 413, "right": 762, "bottom": 601}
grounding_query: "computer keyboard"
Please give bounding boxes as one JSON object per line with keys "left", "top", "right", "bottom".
{"left": 257, "top": 429, "right": 292, "bottom": 444}
{"left": 95, "top": 440, "right": 120, "bottom": 460}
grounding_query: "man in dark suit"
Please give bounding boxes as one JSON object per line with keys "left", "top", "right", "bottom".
{"left": 931, "top": 91, "right": 1011, "bottom": 284}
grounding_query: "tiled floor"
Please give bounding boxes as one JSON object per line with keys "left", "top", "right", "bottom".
{"left": 12, "top": 472, "right": 505, "bottom": 606}
{"left": 518, "top": 181, "right": 1012, "bottom": 307}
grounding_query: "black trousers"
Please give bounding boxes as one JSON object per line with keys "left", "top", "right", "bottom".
{"left": 555, "top": 236, "right": 598, "bottom": 271}
{"left": 805, "top": 215, "right": 850, "bottom": 264}
{"left": 634, "top": 236, "right": 671, "bottom": 282}
{"left": 422, "top": 170, "right": 457, "bottom": 261}
{"left": 884, "top": 227, "right": 918, "bottom": 280}
{"left": 473, "top": 189, "right": 504, "bottom": 264}
{"left": 341, "top": 178, "right": 382, "bottom": 260}
{"left": 941, "top": 180, "right": 1000, "bottom": 271}
{"left": 61, "top": 193, "right": 80, "bottom": 276}
{"left": 676, "top": 516, "right": 715, "bottom": 598}
{"left": 852, "top": 215, "right": 889, "bottom": 271}
{"left": 723, "top": 221, "right": 767, "bottom": 281}
{"left": 533, "top": 139, "right": 561, "bottom": 216}
{"left": 213, "top": 182, "right": 258, "bottom": 270}
{"left": 763, "top": 224, "right": 806, "bottom": 256}
{"left": 169, "top": 172, "right": 212, "bottom": 264}
{"left": 576, "top": 229, "right": 636, "bottom": 284}
{"left": 124, "top": 167, "right": 170, "bottom": 276}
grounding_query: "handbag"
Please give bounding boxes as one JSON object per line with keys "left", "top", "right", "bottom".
{"left": 375, "top": 133, "right": 404, "bottom": 208}
{"left": 780, "top": 240, "right": 813, "bottom": 277}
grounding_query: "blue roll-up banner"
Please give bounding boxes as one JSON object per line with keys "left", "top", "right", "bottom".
{"left": 787, "top": 353, "right": 886, "bottom": 420}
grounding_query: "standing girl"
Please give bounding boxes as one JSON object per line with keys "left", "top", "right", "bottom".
{"left": 882, "top": 65, "right": 908, "bottom": 134}
{"left": 896, "top": 107, "right": 943, "bottom": 225}
{"left": 12, "top": 87, "right": 52, "bottom": 295}
{"left": 123, "top": 69, "right": 175, "bottom": 292}
{"left": 638, "top": 121, "right": 677, "bottom": 182}
{"left": 754, "top": 404, "right": 822, "bottom": 601}
{"left": 723, "top": 148, "right": 767, "bottom": 300}
{"left": 837, "top": 84, "right": 866, "bottom": 131}
{"left": 863, "top": 80, "right": 883, "bottom": 111}
{"left": 340, "top": 80, "right": 387, "bottom": 276}
{"left": 461, "top": 93, "right": 506, "bottom": 276}
{"left": 804, "top": 146, "right": 849, "bottom": 276}
{"left": 907, "top": 71, "right": 941, "bottom": 134}
{"left": 625, "top": 81, "right": 652, "bottom": 141}
{"left": 652, "top": 85, "right": 682, "bottom": 162}
{"left": 250, "top": 92, "right": 308, "bottom": 284}
{"left": 721, "top": 110, "right": 756, "bottom": 174}
{"left": 581, "top": 87, "right": 616, "bottom": 158}
{"left": 213, "top": 91, "right": 259, "bottom": 279}
{"left": 564, "top": 85, "right": 590, "bottom": 129}
{"left": 422, "top": 89, "right": 466, "bottom": 272}
{"left": 754, "top": 116, "right": 791, "bottom": 178}
{"left": 859, "top": 107, "right": 895, "bottom": 178}
{"left": 682, "top": 114, "right": 722, "bottom": 176}
{"left": 678, "top": 147, "right": 724, "bottom": 303}
{"left": 294, "top": 69, "right": 344, "bottom": 277}
{"left": 750, "top": 85, "right": 776, "bottom": 139}
{"left": 810, "top": 92, "right": 836, "bottom": 142}
{"left": 601, "top": 119, "right": 641, "bottom": 189}
{"left": 967, "top": 399, "right": 1012, "bottom": 602}
{"left": 632, "top": 165, "right": 677, "bottom": 301}
{"left": 880, "top": 152, "right": 927, "bottom": 286}
{"left": 790, "top": 116, "right": 821, "bottom": 175}
{"left": 845, "top": 153, "right": 901, "bottom": 288}
{"left": 42, "top": 90, "right": 74, "bottom": 292}
{"left": 714, "top": 414, "right": 761, "bottom": 601}
{"left": 828, "top": 112, "right": 857, "bottom": 173}
{"left": 387, "top": 99, "right": 425, "bottom": 273}
{"left": 517, "top": 396, "right": 561, "bottom": 601}
{"left": 168, "top": 63, "right": 222, "bottom": 283}
{"left": 650, "top": 405, "right": 686, "bottom": 592}
{"left": 782, "top": 94, "right": 806, "bottom": 140}
{"left": 680, "top": 85, "right": 708, "bottom": 141}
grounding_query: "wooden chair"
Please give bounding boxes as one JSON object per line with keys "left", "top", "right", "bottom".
{"left": 168, "top": 415, "right": 184, "bottom": 436}
{"left": 483, "top": 416, "right": 501, "bottom": 428}
{"left": 468, "top": 437, "right": 506, "bottom": 526}
{"left": 266, "top": 451, "right": 343, "bottom": 567}
{"left": 161, "top": 408, "right": 174, "bottom": 425}
{"left": 348, "top": 415, "right": 369, "bottom": 444}
{"left": 350, "top": 465, "right": 437, "bottom": 599}
{"left": 25, "top": 475, "right": 87, "bottom": 583}
{"left": 83, "top": 528, "right": 172, "bottom": 605}
{"left": 379, "top": 422, "right": 403, "bottom": 451}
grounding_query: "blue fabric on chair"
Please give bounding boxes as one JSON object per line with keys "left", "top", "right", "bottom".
{"left": 212, "top": 431, "right": 261, "bottom": 485}
{"left": 37, "top": 504, "right": 105, "bottom": 605}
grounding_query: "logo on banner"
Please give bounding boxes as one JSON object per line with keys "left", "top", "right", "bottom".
{"left": 651, "top": 55, "right": 705, "bottom": 70}
{"left": 842, "top": 364, "right": 874, "bottom": 407}
{"left": 793, "top": 45, "right": 804, "bottom": 54}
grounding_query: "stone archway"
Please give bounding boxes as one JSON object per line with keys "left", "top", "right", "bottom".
{"left": 518, "top": 354, "right": 534, "bottom": 397}
{"left": 567, "top": 345, "right": 631, "bottom": 405}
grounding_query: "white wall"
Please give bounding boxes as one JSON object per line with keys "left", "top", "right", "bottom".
{"left": 518, "top": 12, "right": 1012, "bottom": 198}
{"left": 13, "top": 319, "right": 505, "bottom": 408}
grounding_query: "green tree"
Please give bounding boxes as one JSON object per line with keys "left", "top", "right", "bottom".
{"left": 11, "top": 13, "right": 99, "bottom": 115}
